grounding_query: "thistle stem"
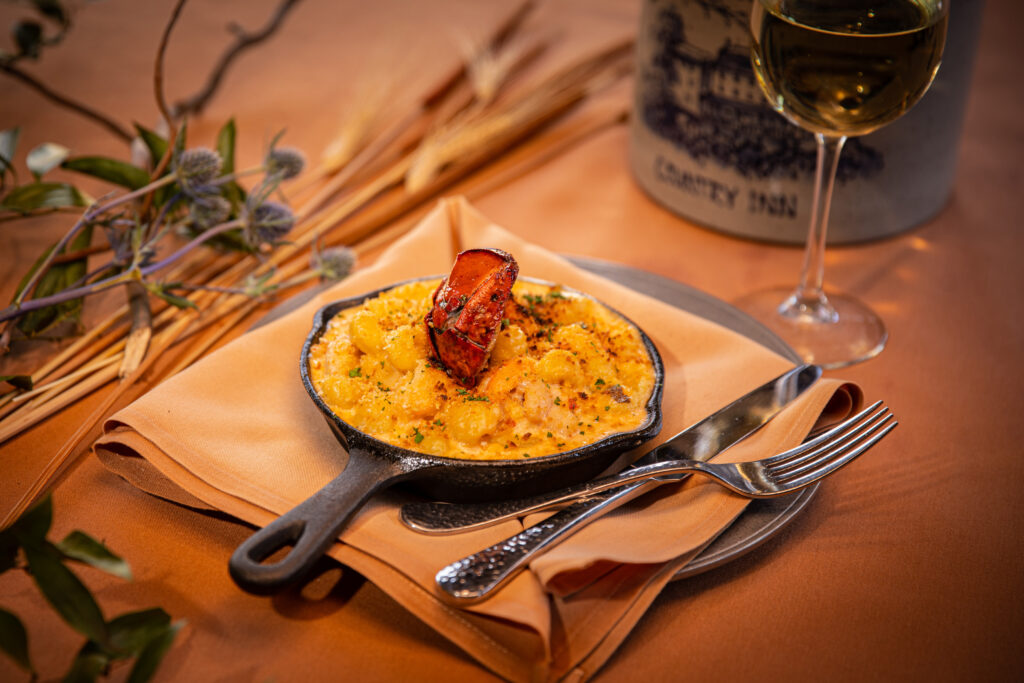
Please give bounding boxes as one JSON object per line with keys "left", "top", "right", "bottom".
{"left": 0, "top": 218, "right": 243, "bottom": 323}
{"left": 11, "top": 175, "right": 177, "bottom": 310}
{"left": 138, "top": 218, "right": 244, "bottom": 276}
{"left": 211, "top": 166, "right": 265, "bottom": 185}
{"left": 100, "top": 174, "right": 177, "bottom": 214}
{"left": 144, "top": 191, "right": 184, "bottom": 244}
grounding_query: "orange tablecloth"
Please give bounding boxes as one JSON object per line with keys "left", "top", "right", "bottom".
{"left": 1, "top": 1, "right": 1021, "bottom": 680}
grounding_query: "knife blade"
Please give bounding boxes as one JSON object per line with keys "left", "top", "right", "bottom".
{"left": 431, "top": 363, "right": 821, "bottom": 604}
{"left": 404, "top": 363, "right": 822, "bottom": 534}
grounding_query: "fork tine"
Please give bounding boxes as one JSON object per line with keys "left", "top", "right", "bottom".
{"left": 769, "top": 405, "right": 891, "bottom": 474}
{"left": 765, "top": 400, "right": 886, "bottom": 468}
{"left": 773, "top": 417, "right": 897, "bottom": 490}
{"left": 773, "top": 412, "right": 894, "bottom": 480}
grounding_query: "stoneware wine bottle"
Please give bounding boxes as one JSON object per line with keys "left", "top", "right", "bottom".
{"left": 629, "top": 0, "right": 983, "bottom": 244}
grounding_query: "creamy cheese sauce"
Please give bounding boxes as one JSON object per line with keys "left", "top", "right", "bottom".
{"left": 307, "top": 279, "right": 656, "bottom": 460}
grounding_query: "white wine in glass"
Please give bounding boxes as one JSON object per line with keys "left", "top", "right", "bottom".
{"left": 736, "top": 0, "right": 948, "bottom": 368}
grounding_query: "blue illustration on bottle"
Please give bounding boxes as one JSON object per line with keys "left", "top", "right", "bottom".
{"left": 638, "top": 0, "right": 883, "bottom": 183}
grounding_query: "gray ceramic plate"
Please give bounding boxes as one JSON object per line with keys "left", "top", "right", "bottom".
{"left": 257, "top": 258, "right": 817, "bottom": 581}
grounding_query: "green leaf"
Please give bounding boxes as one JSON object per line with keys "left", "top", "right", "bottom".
{"left": 215, "top": 119, "right": 247, "bottom": 214}
{"left": 127, "top": 620, "right": 183, "bottom": 683}
{"left": 131, "top": 124, "right": 179, "bottom": 207}
{"left": 12, "top": 243, "right": 55, "bottom": 302}
{"left": 14, "top": 20, "right": 44, "bottom": 59}
{"left": 27, "top": 142, "right": 70, "bottom": 179}
{"left": 11, "top": 494, "right": 52, "bottom": 546}
{"left": 16, "top": 223, "right": 94, "bottom": 337}
{"left": 133, "top": 124, "right": 168, "bottom": 169}
{"left": 22, "top": 541, "right": 108, "bottom": 644}
{"left": 0, "top": 182, "right": 89, "bottom": 214}
{"left": 0, "top": 374, "right": 33, "bottom": 391}
{"left": 106, "top": 608, "right": 170, "bottom": 657}
{"left": 62, "top": 156, "right": 150, "bottom": 190}
{"left": 62, "top": 643, "right": 107, "bottom": 683}
{"left": 0, "top": 127, "right": 21, "bottom": 178}
{"left": 57, "top": 531, "right": 132, "bottom": 581}
{"left": 216, "top": 119, "right": 236, "bottom": 176}
{"left": 0, "top": 607, "right": 33, "bottom": 673}
{"left": 145, "top": 282, "right": 196, "bottom": 310}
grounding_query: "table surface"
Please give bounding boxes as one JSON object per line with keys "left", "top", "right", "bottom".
{"left": 1, "top": 1, "right": 1021, "bottom": 681}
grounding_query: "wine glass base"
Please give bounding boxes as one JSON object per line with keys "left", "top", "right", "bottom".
{"left": 733, "top": 287, "right": 887, "bottom": 369}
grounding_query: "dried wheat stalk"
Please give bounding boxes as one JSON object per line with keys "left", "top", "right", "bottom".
{"left": 0, "top": 22, "right": 635, "bottom": 523}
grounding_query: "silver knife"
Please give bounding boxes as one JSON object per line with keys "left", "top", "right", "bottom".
{"left": 432, "top": 363, "right": 821, "bottom": 604}
{"left": 405, "top": 363, "right": 822, "bottom": 534}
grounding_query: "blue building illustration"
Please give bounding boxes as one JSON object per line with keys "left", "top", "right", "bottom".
{"left": 638, "top": 2, "right": 883, "bottom": 182}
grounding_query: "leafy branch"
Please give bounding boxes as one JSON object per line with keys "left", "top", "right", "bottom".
{"left": 1, "top": 0, "right": 308, "bottom": 145}
{"left": 0, "top": 125, "right": 311, "bottom": 331}
{"left": 0, "top": 0, "right": 634, "bottom": 526}
{"left": 0, "top": 496, "right": 183, "bottom": 681}
{"left": 0, "top": 64, "right": 134, "bottom": 143}
{"left": 0, "top": 0, "right": 134, "bottom": 143}
{"left": 173, "top": 0, "right": 305, "bottom": 118}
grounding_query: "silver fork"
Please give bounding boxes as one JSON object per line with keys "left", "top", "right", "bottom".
{"left": 434, "top": 401, "right": 896, "bottom": 604}
{"left": 406, "top": 401, "right": 893, "bottom": 535}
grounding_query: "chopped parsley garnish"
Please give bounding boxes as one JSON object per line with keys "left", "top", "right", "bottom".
{"left": 595, "top": 378, "right": 605, "bottom": 386}
{"left": 349, "top": 367, "right": 361, "bottom": 377}
{"left": 412, "top": 427, "right": 424, "bottom": 444}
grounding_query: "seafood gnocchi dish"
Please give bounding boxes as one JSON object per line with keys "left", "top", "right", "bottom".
{"left": 306, "top": 249, "right": 659, "bottom": 460}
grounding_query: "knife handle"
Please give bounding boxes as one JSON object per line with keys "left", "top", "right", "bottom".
{"left": 403, "top": 459, "right": 686, "bottom": 534}
{"left": 434, "top": 478, "right": 662, "bottom": 604}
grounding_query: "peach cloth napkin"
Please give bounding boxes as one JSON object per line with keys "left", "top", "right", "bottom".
{"left": 95, "top": 197, "right": 860, "bottom": 682}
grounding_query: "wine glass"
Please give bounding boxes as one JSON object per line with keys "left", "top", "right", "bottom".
{"left": 734, "top": 0, "right": 949, "bottom": 368}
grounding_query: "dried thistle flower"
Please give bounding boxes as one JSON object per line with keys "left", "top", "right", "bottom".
{"left": 188, "top": 194, "right": 232, "bottom": 230}
{"left": 174, "top": 148, "right": 222, "bottom": 196}
{"left": 265, "top": 146, "right": 305, "bottom": 180}
{"left": 243, "top": 200, "right": 294, "bottom": 247}
{"left": 312, "top": 246, "right": 356, "bottom": 282}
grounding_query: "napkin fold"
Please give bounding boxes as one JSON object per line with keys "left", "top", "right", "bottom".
{"left": 95, "top": 197, "right": 860, "bottom": 682}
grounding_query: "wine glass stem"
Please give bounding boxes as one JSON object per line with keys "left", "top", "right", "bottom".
{"left": 788, "top": 133, "right": 846, "bottom": 319}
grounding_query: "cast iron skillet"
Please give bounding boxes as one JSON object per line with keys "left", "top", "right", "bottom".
{"left": 229, "top": 277, "right": 664, "bottom": 594}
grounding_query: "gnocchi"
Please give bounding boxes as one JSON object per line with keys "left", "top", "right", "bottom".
{"left": 306, "top": 278, "right": 656, "bottom": 460}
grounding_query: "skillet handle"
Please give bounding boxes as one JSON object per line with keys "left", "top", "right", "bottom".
{"left": 229, "top": 449, "right": 400, "bottom": 594}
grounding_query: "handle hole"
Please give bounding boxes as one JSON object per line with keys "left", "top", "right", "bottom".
{"left": 258, "top": 542, "right": 297, "bottom": 566}
{"left": 245, "top": 520, "right": 306, "bottom": 564}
